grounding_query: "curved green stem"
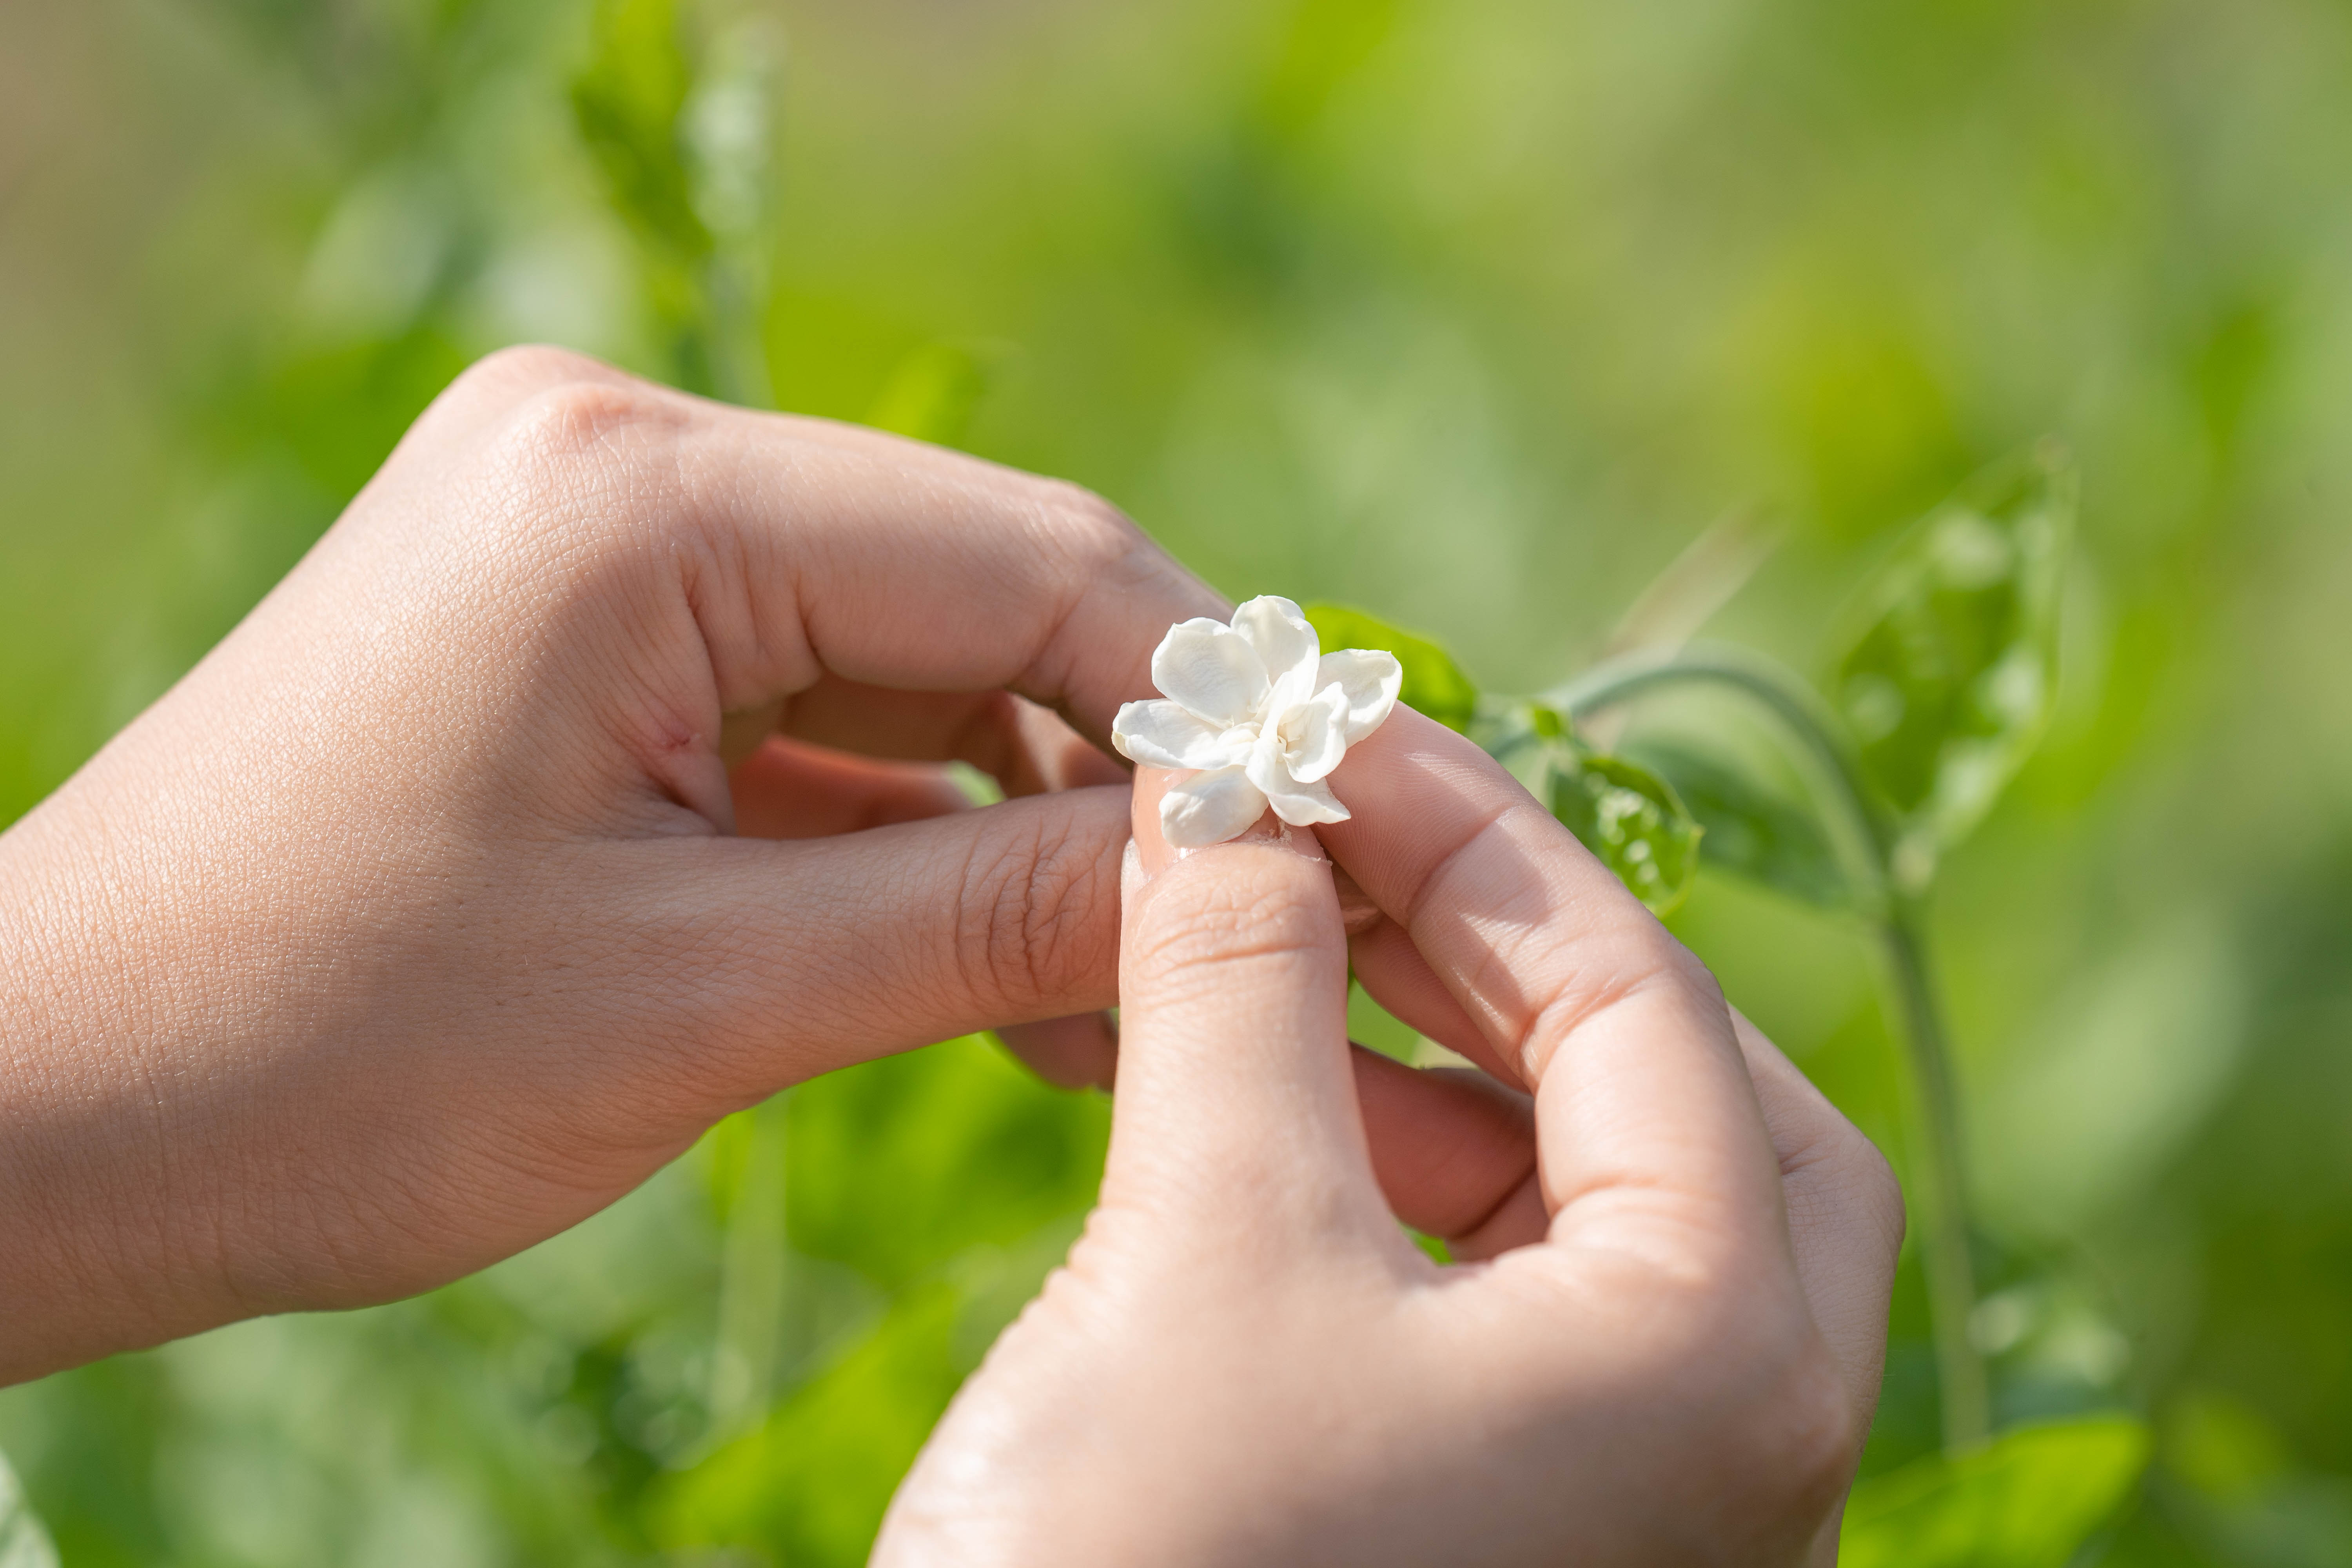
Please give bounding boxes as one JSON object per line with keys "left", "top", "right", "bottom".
{"left": 1546, "top": 645, "right": 1991, "bottom": 1452}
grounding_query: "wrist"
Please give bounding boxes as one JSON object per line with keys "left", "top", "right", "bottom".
{"left": 0, "top": 789, "right": 253, "bottom": 1381}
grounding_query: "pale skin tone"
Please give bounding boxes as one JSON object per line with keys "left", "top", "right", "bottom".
{"left": 0, "top": 348, "right": 1902, "bottom": 1562}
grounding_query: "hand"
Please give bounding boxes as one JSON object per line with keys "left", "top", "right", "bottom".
{"left": 0, "top": 349, "right": 1599, "bottom": 1384}
{"left": 0, "top": 347, "right": 1207, "bottom": 1380}
{"left": 875, "top": 715, "right": 1905, "bottom": 1567}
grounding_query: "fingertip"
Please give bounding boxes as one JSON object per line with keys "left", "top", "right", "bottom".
{"left": 1127, "top": 766, "right": 1329, "bottom": 889}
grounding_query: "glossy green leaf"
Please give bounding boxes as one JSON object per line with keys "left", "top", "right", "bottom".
{"left": 1548, "top": 748, "right": 1703, "bottom": 916}
{"left": 1302, "top": 603, "right": 1479, "bottom": 732}
{"left": 1626, "top": 740, "right": 1848, "bottom": 909}
{"left": 1840, "top": 1415, "right": 2150, "bottom": 1568}
{"left": 0, "top": 1449, "right": 58, "bottom": 1568}
{"left": 1828, "top": 446, "right": 2075, "bottom": 891}
{"left": 866, "top": 342, "right": 1003, "bottom": 450}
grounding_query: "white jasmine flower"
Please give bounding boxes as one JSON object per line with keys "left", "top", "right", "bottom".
{"left": 1111, "top": 596, "right": 1403, "bottom": 848}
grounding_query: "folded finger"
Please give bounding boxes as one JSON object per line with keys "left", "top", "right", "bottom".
{"left": 771, "top": 677, "right": 1127, "bottom": 797}
{"left": 1316, "top": 709, "right": 1785, "bottom": 1263}
{"left": 996, "top": 1012, "right": 1120, "bottom": 1092}
{"left": 729, "top": 735, "right": 973, "bottom": 839}
{"left": 1346, "top": 916, "right": 1525, "bottom": 1089}
{"left": 1731, "top": 1008, "right": 1904, "bottom": 1433}
{"left": 1349, "top": 1049, "right": 1543, "bottom": 1258}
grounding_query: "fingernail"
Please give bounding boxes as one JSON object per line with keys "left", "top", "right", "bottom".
{"left": 1128, "top": 768, "right": 1327, "bottom": 887}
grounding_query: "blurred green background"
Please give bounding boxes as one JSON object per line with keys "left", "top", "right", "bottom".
{"left": 5, "top": 0, "right": 2352, "bottom": 1562}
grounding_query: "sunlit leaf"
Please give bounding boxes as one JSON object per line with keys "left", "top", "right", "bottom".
{"left": 0, "top": 1448, "right": 58, "bottom": 1568}
{"left": 1828, "top": 445, "right": 2075, "bottom": 891}
{"left": 1548, "top": 748, "right": 1703, "bottom": 916}
{"left": 1303, "top": 603, "right": 1479, "bottom": 732}
{"left": 866, "top": 342, "right": 1004, "bottom": 450}
{"left": 1626, "top": 740, "right": 1848, "bottom": 909}
{"left": 1840, "top": 1415, "right": 2150, "bottom": 1568}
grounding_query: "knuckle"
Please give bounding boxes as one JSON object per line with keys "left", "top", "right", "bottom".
{"left": 955, "top": 803, "right": 1122, "bottom": 1015}
{"left": 1783, "top": 1112, "right": 1908, "bottom": 1259}
{"left": 1036, "top": 479, "right": 1138, "bottom": 545}
{"left": 1034, "top": 482, "right": 1183, "bottom": 592}
{"left": 1516, "top": 931, "right": 1722, "bottom": 1074}
{"left": 498, "top": 374, "right": 678, "bottom": 481}
{"left": 1636, "top": 1265, "right": 1857, "bottom": 1532}
{"left": 1730, "top": 1341, "right": 1859, "bottom": 1530}
{"left": 1130, "top": 858, "right": 1335, "bottom": 989}
{"left": 1849, "top": 1133, "right": 1908, "bottom": 1253}
{"left": 457, "top": 343, "right": 621, "bottom": 405}
{"left": 458, "top": 370, "right": 691, "bottom": 568}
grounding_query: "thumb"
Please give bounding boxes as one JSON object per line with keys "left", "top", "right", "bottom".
{"left": 1100, "top": 770, "right": 1393, "bottom": 1247}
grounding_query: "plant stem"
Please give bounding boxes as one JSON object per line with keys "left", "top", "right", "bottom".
{"left": 1547, "top": 644, "right": 1991, "bottom": 1452}
{"left": 1877, "top": 898, "right": 1991, "bottom": 1451}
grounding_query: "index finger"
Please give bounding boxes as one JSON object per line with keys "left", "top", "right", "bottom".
{"left": 1318, "top": 709, "right": 1787, "bottom": 1263}
{"left": 426, "top": 348, "right": 1229, "bottom": 746}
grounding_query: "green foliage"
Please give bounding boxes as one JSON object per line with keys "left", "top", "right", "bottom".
{"left": 1840, "top": 1415, "right": 2151, "bottom": 1567}
{"left": 11, "top": 0, "right": 2352, "bottom": 1559}
{"left": 1829, "top": 448, "right": 2076, "bottom": 892}
{"left": 572, "top": 0, "right": 778, "bottom": 401}
{"left": 1547, "top": 748, "right": 1703, "bottom": 917}
{"left": 572, "top": 0, "right": 712, "bottom": 269}
{"left": 648, "top": 1036, "right": 1103, "bottom": 1564}
{"left": 786, "top": 1036, "right": 1109, "bottom": 1293}
{"left": 649, "top": 1286, "right": 962, "bottom": 1562}
{"left": 0, "top": 1449, "right": 58, "bottom": 1568}
{"left": 1301, "top": 603, "right": 1480, "bottom": 731}
{"left": 1628, "top": 740, "right": 1849, "bottom": 910}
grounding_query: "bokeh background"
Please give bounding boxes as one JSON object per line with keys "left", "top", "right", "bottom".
{"left": 5, "top": 0, "right": 2352, "bottom": 1562}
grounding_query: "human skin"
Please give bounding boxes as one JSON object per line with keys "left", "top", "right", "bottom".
{"left": 0, "top": 347, "right": 1898, "bottom": 1559}
{"left": 877, "top": 763, "right": 1903, "bottom": 1566}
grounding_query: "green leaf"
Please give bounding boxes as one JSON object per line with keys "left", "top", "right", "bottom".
{"left": 574, "top": 0, "right": 781, "bottom": 404}
{"left": 572, "top": 0, "right": 713, "bottom": 268}
{"left": 0, "top": 1448, "right": 59, "bottom": 1568}
{"left": 865, "top": 341, "right": 1004, "bottom": 450}
{"left": 1828, "top": 444, "right": 2075, "bottom": 891}
{"left": 1839, "top": 1415, "right": 2151, "bottom": 1568}
{"left": 1302, "top": 603, "right": 1480, "bottom": 732}
{"left": 1625, "top": 740, "right": 1849, "bottom": 909}
{"left": 1548, "top": 748, "right": 1703, "bottom": 916}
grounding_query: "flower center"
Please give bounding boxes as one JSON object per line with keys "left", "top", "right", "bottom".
{"left": 1272, "top": 704, "right": 1314, "bottom": 767}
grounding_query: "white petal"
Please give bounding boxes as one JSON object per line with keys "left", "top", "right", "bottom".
{"left": 1112, "top": 700, "right": 1252, "bottom": 770}
{"left": 1246, "top": 731, "right": 1351, "bottom": 827}
{"left": 1230, "top": 596, "right": 1320, "bottom": 689}
{"left": 1160, "top": 766, "right": 1270, "bottom": 848}
{"left": 1282, "top": 683, "right": 1351, "bottom": 783}
{"left": 1152, "top": 619, "right": 1269, "bottom": 727}
{"left": 1316, "top": 649, "right": 1403, "bottom": 743}
{"left": 1267, "top": 651, "right": 1321, "bottom": 716}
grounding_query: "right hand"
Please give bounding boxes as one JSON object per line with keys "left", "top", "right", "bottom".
{"left": 877, "top": 713, "right": 1906, "bottom": 1566}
